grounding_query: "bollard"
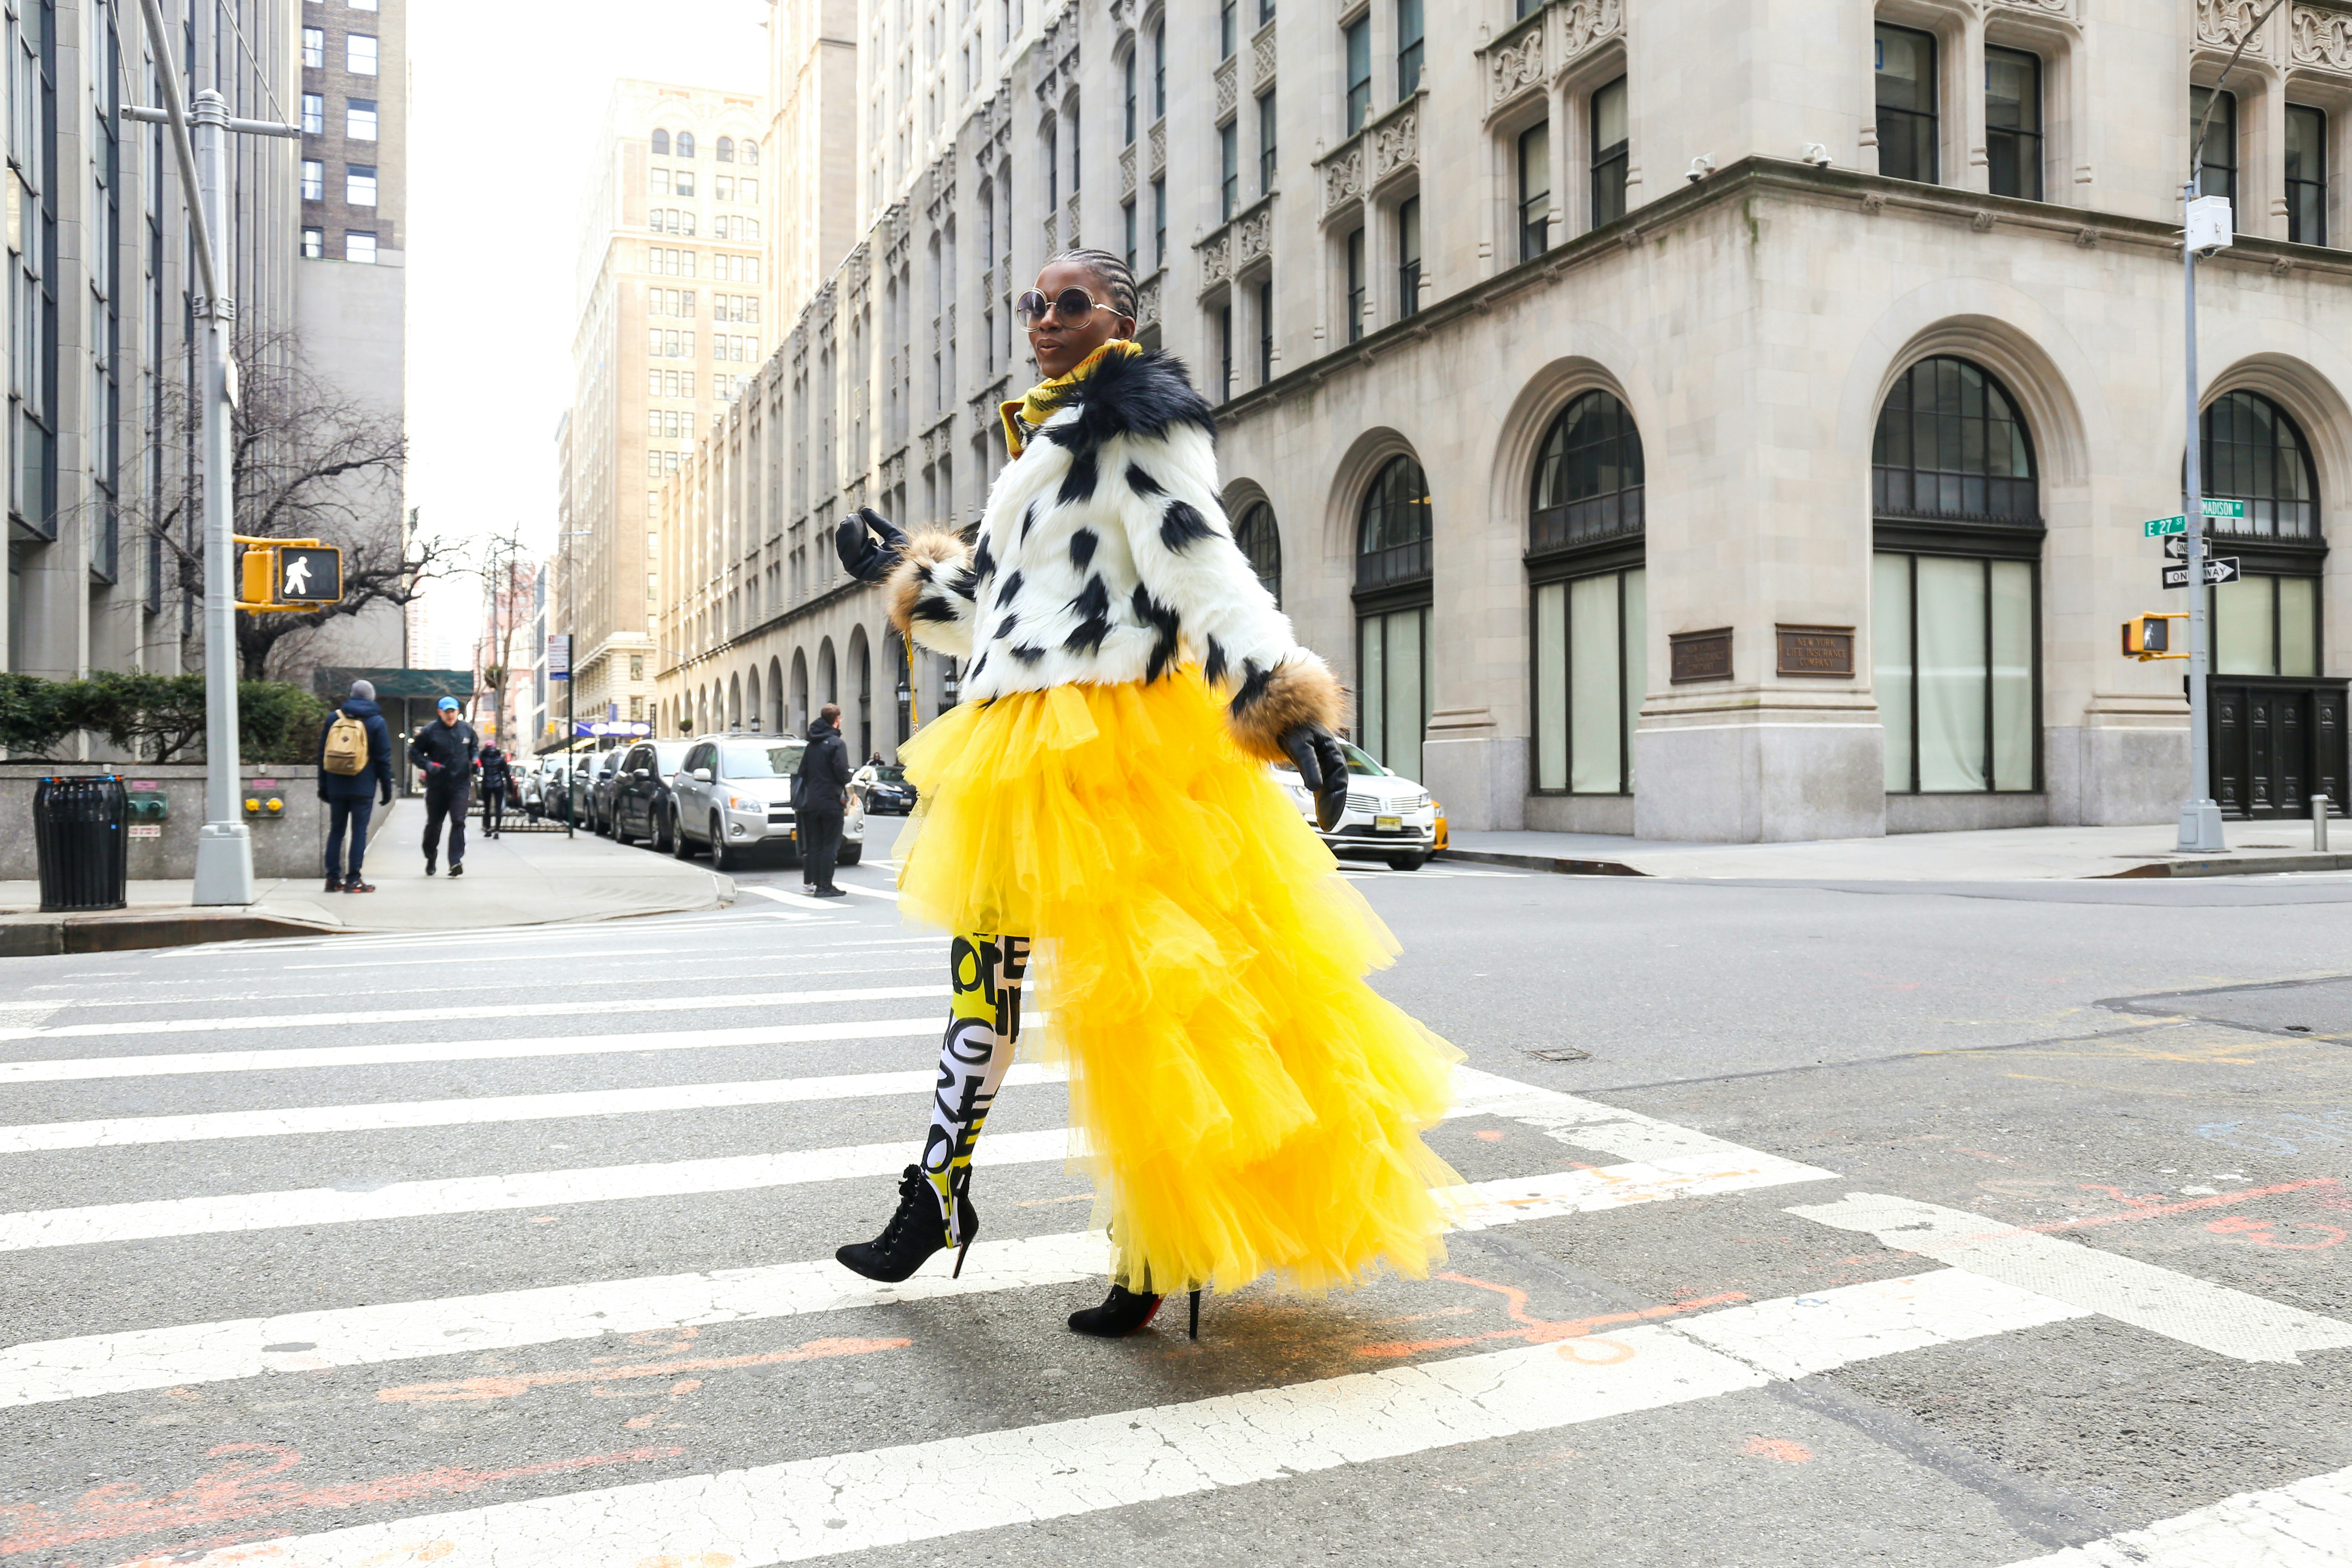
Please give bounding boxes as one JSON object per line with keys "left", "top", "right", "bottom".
{"left": 2315, "top": 793, "right": 2332, "bottom": 853}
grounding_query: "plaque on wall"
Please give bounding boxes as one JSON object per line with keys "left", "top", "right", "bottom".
{"left": 1775, "top": 624, "right": 1856, "bottom": 678}
{"left": 1669, "top": 628, "right": 1734, "bottom": 684}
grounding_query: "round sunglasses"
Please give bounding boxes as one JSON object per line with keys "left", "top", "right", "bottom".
{"left": 1015, "top": 287, "right": 1125, "bottom": 327}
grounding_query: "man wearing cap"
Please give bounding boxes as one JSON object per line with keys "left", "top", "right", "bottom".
{"left": 408, "top": 698, "right": 481, "bottom": 876}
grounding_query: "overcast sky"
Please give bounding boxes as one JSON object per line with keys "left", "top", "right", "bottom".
{"left": 402, "top": 0, "right": 768, "bottom": 662}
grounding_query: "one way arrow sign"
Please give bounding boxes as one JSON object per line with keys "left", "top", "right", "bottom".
{"left": 2163, "top": 556, "right": 2240, "bottom": 589}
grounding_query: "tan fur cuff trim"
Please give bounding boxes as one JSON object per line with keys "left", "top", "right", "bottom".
{"left": 882, "top": 529, "right": 975, "bottom": 635}
{"left": 1225, "top": 655, "right": 1348, "bottom": 761}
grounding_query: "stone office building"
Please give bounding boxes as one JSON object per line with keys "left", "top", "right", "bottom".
{"left": 658, "top": 0, "right": 2352, "bottom": 841}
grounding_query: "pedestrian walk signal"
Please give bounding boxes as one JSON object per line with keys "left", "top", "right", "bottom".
{"left": 235, "top": 538, "right": 344, "bottom": 611}
{"left": 2122, "top": 612, "right": 2187, "bottom": 661}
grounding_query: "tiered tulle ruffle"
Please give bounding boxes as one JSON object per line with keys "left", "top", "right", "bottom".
{"left": 893, "top": 668, "right": 1461, "bottom": 1295}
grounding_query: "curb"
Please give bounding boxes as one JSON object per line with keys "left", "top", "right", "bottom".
{"left": 2103, "top": 850, "right": 2352, "bottom": 879}
{"left": 1442, "top": 847, "right": 2352, "bottom": 882}
{"left": 0, "top": 910, "right": 341, "bottom": 957}
{"left": 1438, "top": 848, "right": 1646, "bottom": 877}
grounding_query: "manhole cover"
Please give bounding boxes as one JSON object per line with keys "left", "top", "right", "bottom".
{"left": 1525, "top": 1047, "right": 1592, "bottom": 1063}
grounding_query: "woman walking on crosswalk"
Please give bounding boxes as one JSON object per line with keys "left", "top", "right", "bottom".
{"left": 832, "top": 248, "right": 1461, "bottom": 1337}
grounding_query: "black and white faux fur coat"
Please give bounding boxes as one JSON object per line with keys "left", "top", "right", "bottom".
{"left": 884, "top": 346, "right": 1343, "bottom": 758}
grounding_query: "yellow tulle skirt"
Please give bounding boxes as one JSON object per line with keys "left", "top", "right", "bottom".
{"left": 893, "top": 667, "right": 1461, "bottom": 1295}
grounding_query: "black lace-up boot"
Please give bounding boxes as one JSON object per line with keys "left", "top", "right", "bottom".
{"left": 1068, "top": 1282, "right": 1202, "bottom": 1339}
{"left": 836, "top": 1164, "right": 980, "bottom": 1283}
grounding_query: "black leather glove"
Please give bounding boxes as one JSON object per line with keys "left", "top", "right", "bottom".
{"left": 1281, "top": 724, "right": 1350, "bottom": 833}
{"left": 835, "top": 507, "right": 910, "bottom": 585}
{"left": 379, "top": 784, "right": 394, "bottom": 807}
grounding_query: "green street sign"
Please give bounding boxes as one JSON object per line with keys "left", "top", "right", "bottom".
{"left": 2143, "top": 500, "right": 2249, "bottom": 536}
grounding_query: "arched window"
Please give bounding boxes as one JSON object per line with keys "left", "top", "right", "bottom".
{"left": 1355, "top": 455, "right": 1433, "bottom": 782}
{"left": 2203, "top": 389, "right": 2317, "bottom": 541}
{"left": 651, "top": 128, "right": 670, "bottom": 156}
{"left": 1530, "top": 390, "right": 1644, "bottom": 555}
{"left": 676, "top": 131, "right": 696, "bottom": 159}
{"left": 1871, "top": 356, "right": 2041, "bottom": 796}
{"left": 741, "top": 138, "right": 760, "bottom": 166}
{"left": 1529, "top": 391, "right": 1647, "bottom": 796}
{"left": 1234, "top": 501, "right": 1282, "bottom": 606}
{"left": 717, "top": 136, "right": 735, "bottom": 162}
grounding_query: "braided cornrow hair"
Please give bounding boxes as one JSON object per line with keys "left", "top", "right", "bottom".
{"left": 1047, "top": 248, "right": 1139, "bottom": 332}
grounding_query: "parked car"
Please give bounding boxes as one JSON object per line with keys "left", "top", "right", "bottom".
{"left": 1270, "top": 741, "right": 1440, "bottom": 871}
{"left": 609, "top": 739, "right": 695, "bottom": 851}
{"left": 571, "top": 747, "right": 624, "bottom": 828}
{"left": 590, "top": 747, "right": 634, "bottom": 836}
{"left": 519, "top": 757, "right": 551, "bottom": 820}
{"left": 853, "top": 760, "right": 918, "bottom": 815}
{"left": 670, "top": 732, "right": 866, "bottom": 873}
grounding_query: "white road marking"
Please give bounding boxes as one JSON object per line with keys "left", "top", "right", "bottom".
{"left": 0, "top": 1155, "right": 1835, "bottom": 1406}
{"left": 0, "top": 1063, "right": 1061, "bottom": 1154}
{"left": 741, "top": 886, "right": 840, "bottom": 911}
{"left": 1789, "top": 1192, "right": 2352, "bottom": 1366}
{"left": 1997, "top": 1464, "right": 2352, "bottom": 1567}
{"left": 0, "top": 1129, "right": 1079, "bottom": 1255}
{"left": 0, "top": 1016, "right": 947, "bottom": 1085}
{"left": 833, "top": 882, "right": 901, "bottom": 901}
{"left": 0, "top": 983, "right": 946, "bottom": 1042}
{"left": 136, "top": 1271, "right": 2081, "bottom": 1568}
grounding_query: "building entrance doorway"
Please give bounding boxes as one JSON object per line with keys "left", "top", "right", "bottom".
{"left": 2209, "top": 677, "right": 2349, "bottom": 819}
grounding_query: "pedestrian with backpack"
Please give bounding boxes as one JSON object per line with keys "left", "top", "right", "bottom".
{"left": 318, "top": 680, "right": 395, "bottom": 894}
{"left": 478, "top": 744, "right": 513, "bottom": 839}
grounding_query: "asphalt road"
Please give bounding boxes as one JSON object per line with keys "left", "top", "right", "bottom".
{"left": 1, "top": 841, "right": 2348, "bottom": 1566}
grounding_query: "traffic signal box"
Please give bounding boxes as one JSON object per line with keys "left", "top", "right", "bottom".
{"left": 235, "top": 536, "right": 344, "bottom": 612}
{"left": 2122, "top": 612, "right": 2187, "bottom": 661}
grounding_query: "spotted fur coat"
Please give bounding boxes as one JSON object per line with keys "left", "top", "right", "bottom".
{"left": 885, "top": 347, "right": 1343, "bottom": 758}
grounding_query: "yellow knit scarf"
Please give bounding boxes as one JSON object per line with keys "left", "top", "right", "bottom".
{"left": 999, "top": 339, "right": 1140, "bottom": 459}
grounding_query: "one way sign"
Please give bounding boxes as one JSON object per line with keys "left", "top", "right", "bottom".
{"left": 2163, "top": 556, "right": 2240, "bottom": 589}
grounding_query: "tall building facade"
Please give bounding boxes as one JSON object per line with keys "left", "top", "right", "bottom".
{"left": 5, "top": 0, "right": 299, "bottom": 689}
{"left": 285, "top": 0, "right": 408, "bottom": 680}
{"left": 557, "top": 79, "right": 767, "bottom": 745}
{"left": 658, "top": 0, "right": 2352, "bottom": 842}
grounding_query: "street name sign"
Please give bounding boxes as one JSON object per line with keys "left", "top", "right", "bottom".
{"left": 2162, "top": 557, "right": 2240, "bottom": 589}
{"left": 2144, "top": 500, "right": 2249, "bottom": 536}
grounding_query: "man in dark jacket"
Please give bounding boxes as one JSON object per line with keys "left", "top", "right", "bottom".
{"left": 478, "top": 744, "right": 513, "bottom": 839}
{"left": 317, "top": 679, "right": 396, "bottom": 893}
{"left": 793, "top": 703, "right": 853, "bottom": 897}
{"left": 408, "top": 697, "right": 481, "bottom": 876}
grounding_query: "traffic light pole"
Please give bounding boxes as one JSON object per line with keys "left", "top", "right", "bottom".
{"left": 2178, "top": 175, "right": 2225, "bottom": 854}
{"left": 124, "top": 0, "right": 299, "bottom": 904}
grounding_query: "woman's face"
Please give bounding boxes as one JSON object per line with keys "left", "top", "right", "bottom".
{"left": 1026, "top": 259, "right": 1132, "bottom": 380}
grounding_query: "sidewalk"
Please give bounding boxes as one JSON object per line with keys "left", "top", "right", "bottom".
{"left": 0, "top": 802, "right": 735, "bottom": 954}
{"left": 1442, "top": 821, "right": 2352, "bottom": 881}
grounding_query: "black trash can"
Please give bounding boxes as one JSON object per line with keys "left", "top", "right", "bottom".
{"left": 33, "top": 775, "right": 129, "bottom": 913}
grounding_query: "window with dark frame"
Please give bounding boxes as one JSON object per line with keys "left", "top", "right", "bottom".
{"left": 1397, "top": 196, "right": 1422, "bottom": 317}
{"left": 2192, "top": 86, "right": 2238, "bottom": 211}
{"left": 1153, "top": 19, "right": 1167, "bottom": 116}
{"left": 2203, "top": 389, "right": 2318, "bottom": 540}
{"left": 1123, "top": 45, "right": 1136, "bottom": 144}
{"left": 1529, "top": 391, "right": 1648, "bottom": 797}
{"left": 1123, "top": 196, "right": 1138, "bottom": 272}
{"left": 1396, "top": 0, "right": 1424, "bottom": 98}
{"left": 1219, "top": 121, "right": 1239, "bottom": 219}
{"left": 1345, "top": 226, "right": 1366, "bottom": 343}
{"left": 1873, "top": 22, "right": 1937, "bottom": 184}
{"left": 1259, "top": 89, "right": 1277, "bottom": 193}
{"left": 1219, "top": 302, "right": 1234, "bottom": 400}
{"left": 1518, "top": 120, "right": 1550, "bottom": 260}
{"left": 2287, "top": 103, "right": 2327, "bottom": 246}
{"left": 1871, "top": 357, "right": 2043, "bottom": 796}
{"left": 1355, "top": 456, "right": 1435, "bottom": 783}
{"left": 1220, "top": 0, "right": 1237, "bottom": 59}
{"left": 1590, "top": 76, "right": 1629, "bottom": 226}
{"left": 1344, "top": 16, "right": 1372, "bottom": 134}
{"left": 1984, "top": 46, "right": 2041, "bottom": 201}
{"left": 1153, "top": 175, "right": 1167, "bottom": 265}
{"left": 1236, "top": 501, "right": 1282, "bottom": 604}
{"left": 1257, "top": 279, "right": 1273, "bottom": 382}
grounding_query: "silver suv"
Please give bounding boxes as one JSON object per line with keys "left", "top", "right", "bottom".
{"left": 669, "top": 733, "right": 866, "bottom": 873}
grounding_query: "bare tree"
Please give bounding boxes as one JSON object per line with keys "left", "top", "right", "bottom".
{"left": 130, "top": 328, "right": 455, "bottom": 680}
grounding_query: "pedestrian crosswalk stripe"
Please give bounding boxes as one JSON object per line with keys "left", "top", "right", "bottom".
{"left": 1790, "top": 1192, "right": 2352, "bottom": 1366}
{"left": 135, "top": 1271, "right": 2086, "bottom": 1568}
{"left": 0, "top": 1155, "right": 1840, "bottom": 1407}
{"left": 1994, "top": 1463, "right": 2352, "bottom": 1568}
{"left": 0, "top": 1064, "right": 1069, "bottom": 1153}
{"left": 740, "top": 886, "right": 845, "bottom": 911}
{"left": 0, "top": 1015, "right": 947, "bottom": 1085}
{"left": 0, "top": 983, "right": 948, "bottom": 1041}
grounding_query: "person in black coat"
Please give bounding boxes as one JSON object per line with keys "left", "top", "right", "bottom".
{"left": 407, "top": 697, "right": 481, "bottom": 876}
{"left": 793, "top": 704, "right": 853, "bottom": 896}
{"left": 478, "top": 744, "right": 514, "bottom": 838}
{"left": 317, "top": 680, "right": 396, "bottom": 893}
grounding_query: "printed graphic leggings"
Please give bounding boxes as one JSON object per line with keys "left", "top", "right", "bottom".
{"left": 920, "top": 931, "right": 1029, "bottom": 1244}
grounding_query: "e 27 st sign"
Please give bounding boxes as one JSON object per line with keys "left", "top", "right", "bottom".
{"left": 2144, "top": 500, "right": 2248, "bottom": 536}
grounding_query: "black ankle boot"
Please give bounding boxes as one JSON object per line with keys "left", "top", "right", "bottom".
{"left": 1068, "top": 1283, "right": 1202, "bottom": 1339}
{"left": 836, "top": 1164, "right": 979, "bottom": 1283}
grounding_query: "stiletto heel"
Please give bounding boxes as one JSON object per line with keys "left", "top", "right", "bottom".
{"left": 953, "top": 1235, "right": 974, "bottom": 1278}
{"left": 1188, "top": 1289, "right": 1200, "bottom": 1340}
{"left": 836, "top": 1165, "right": 980, "bottom": 1283}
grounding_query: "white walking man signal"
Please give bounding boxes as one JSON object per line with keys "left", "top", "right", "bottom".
{"left": 282, "top": 555, "right": 312, "bottom": 597}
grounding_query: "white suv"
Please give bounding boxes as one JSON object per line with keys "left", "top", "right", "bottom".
{"left": 670, "top": 733, "right": 866, "bottom": 873}
{"left": 1271, "top": 741, "right": 1439, "bottom": 871}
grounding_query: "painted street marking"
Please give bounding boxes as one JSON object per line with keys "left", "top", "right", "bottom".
{"left": 0, "top": 1016, "right": 947, "bottom": 1085}
{"left": 1997, "top": 1463, "right": 2352, "bottom": 1566}
{"left": 1789, "top": 1192, "right": 2352, "bottom": 1365}
{"left": 0, "top": 1065, "right": 1067, "bottom": 1154}
{"left": 133, "top": 1271, "right": 2082, "bottom": 1568}
{"left": 833, "top": 882, "right": 901, "bottom": 900}
{"left": 740, "top": 886, "right": 842, "bottom": 911}
{"left": 0, "top": 983, "right": 946, "bottom": 1042}
{"left": 0, "top": 1145, "right": 1838, "bottom": 1407}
